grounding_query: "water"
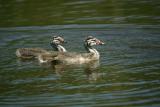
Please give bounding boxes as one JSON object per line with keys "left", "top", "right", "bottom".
{"left": 0, "top": 0, "right": 160, "bottom": 107}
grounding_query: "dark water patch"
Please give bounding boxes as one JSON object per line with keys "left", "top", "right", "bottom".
{"left": 0, "top": 0, "right": 160, "bottom": 27}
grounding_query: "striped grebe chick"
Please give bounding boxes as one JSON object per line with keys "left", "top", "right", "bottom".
{"left": 16, "top": 35, "right": 67, "bottom": 59}
{"left": 39, "top": 36, "right": 104, "bottom": 64}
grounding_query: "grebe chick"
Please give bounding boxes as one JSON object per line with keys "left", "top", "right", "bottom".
{"left": 39, "top": 36, "right": 104, "bottom": 64}
{"left": 16, "top": 35, "right": 67, "bottom": 59}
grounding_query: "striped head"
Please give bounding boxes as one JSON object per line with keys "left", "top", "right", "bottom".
{"left": 51, "top": 36, "right": 65, "bottom": 45}
{"left": 85, "top": 36, "right": 105, "bottom": 46}
{"left": 50, "top": 35, "right": 67, "bottom": 52}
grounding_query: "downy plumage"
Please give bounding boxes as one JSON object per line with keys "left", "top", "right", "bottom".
{"left": 16, "top": 36, "right": 67, "bottom": 59}
{"left": 38, "top": 36, "right": 104, "bottom": 64}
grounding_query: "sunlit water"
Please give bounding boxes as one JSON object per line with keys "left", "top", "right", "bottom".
{"left": 0, "top": 0, "right": 160, "bottom": 107}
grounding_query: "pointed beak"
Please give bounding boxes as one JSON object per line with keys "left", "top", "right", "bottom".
{"left": 96, "top": 40, "right": 105, "bottom": 45}
{"left": 100, "top": 41, "right": 105, "bottom": 45}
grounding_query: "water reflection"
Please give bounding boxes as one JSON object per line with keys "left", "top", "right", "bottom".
{"left": 51, "top": 60, "right": 101, "bottom": 82}
{"left": 16, "top": 56, "right": 103, "bottom": 82}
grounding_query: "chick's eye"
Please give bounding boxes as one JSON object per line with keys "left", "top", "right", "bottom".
{"left": 92, "top": 39, "right": 96, "bottom": 42}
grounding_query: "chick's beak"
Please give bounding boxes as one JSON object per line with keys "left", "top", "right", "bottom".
{"left": 100, "top": 41, "right": 105, "bottom": 45}
{"left": 96, "top": 40, "right": 105, "bottom": 45}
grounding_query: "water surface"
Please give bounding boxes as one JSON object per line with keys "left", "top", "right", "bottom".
{"left": 0, "top": 0, "right": 160, "bottom": 107}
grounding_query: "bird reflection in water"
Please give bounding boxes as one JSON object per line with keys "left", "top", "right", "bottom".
{"left": 51, "top": 60, "right": 102, "bottom": 82}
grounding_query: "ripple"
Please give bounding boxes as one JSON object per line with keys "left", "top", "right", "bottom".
{"left": 0, "top": 24, "right": 159, "bottom": 107}
{"left": 0, "top": 24, "right": 160, "bottom": 31}
{"left": 63, "top": 0, "right": 103, "bottom": 5}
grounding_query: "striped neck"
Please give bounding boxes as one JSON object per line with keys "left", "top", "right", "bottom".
{"left": 57, "top": 44, "right": 67, "bottom": 52}
{"left": 84, "top": 44, "right": 100, "bottom": 59}
{"left": 50, "top": 43, "right": 66, "bottom": 52}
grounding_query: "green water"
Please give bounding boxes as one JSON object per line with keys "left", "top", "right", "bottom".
{"left": 0, "top": 0, "right": 160, "bottom": 107}
{"left": 0, "top": 0, "right": 159, "bottom": 27}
